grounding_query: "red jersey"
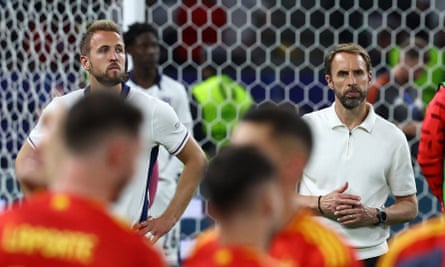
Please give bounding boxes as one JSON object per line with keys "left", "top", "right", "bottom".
{"left": 184, "top": 230, "right": 286, "bottom": 267}
{"left": 185, "top": 211, "right": 361, "bottom": 267}
{"left": 0, "top": 192, "right": 166, "bottom": 267}
{"left": 377, "top": 215, "right": 445, "bottom": 267}
{"left": 270, "top": 210, "right": 362, "bottom": 267}
{"left": 418, "top": 83, "right": 445, "bottom": 210}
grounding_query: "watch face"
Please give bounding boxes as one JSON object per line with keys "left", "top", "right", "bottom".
{"left": 381, "top": 211, "right": 387, "bottom": 222}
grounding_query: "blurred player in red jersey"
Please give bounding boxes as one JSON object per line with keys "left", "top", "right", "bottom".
{"left": 418, "top": 82, "right": 445, "bottom": 211}
{"left": 1, "top": 92, "right": 166, "bottom": 266}
{"left": 184, "top": 146, "right": 287, "bottom": 267}
{"left": 232, "top": 104, "right": 362, "bottom": 267}
{"left": 186, "top": 104, "right": 361, "bottom": 267}
{"left": 377, "top": 215, "right": 445, "bottom": 267}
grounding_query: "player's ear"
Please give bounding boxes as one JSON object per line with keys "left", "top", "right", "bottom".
{"left": 325, "top": 74, "right": 334, "bottom": 89}
{"left": 80, "top": 55, "right": 90, "bottom": 71}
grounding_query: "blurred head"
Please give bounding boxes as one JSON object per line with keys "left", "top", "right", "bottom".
{"left": 80, "top": 20, "right": 126, "bottom": 87}
{"left": 231, "top": 103, "right": 313, "bottom": 191}
{"left": 124, "top": 22, "right": 160, "bottom": 71}
{"left": 324, "top": 43, "right": 373, "bottom": 109}
{"left": 62, "top": 91, "right": 143, "bottom": 200}
{"left": 202, "top": 145, "right": 283, "bottom": 233}
{"left": 393, "top": 37, "right": 429, "bottom": 84}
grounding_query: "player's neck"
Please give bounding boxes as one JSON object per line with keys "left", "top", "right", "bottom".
{"left": 281, "top": 190, "right": 300, "bottom": 226}
{"left": 50, "top": 158, "right": 112, "bottom": 206}
{"left": 335, "top": 101, "right": 369, "bottom": 130}
{"left": 89, "top": 79, "right": 122, "bottom": 94}
{"left": 218, "top": 216, "right": 270, "bottom": 252}
{"left": 131, "top": 67, "right": 157, "bottom": 89}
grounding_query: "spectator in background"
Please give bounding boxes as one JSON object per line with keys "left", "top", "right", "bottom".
{"left": 367, "top": 37, "right": 429, "bottom": 158}
{"left": 418, "top": 82, "right": 445, "bottom": 211}
{"left": 124, "top": 22, "right": 193, "bottom": 267}
{"left": 191, "top": 47, "right": 253, "bottom": 157}
{"left": 0, "top": 92, "right": 167, "bottom": 266}
{"left": 175, "top": 0, "right": 227, "bottom": 63}
{"left": 184, "top": 146, "right": 285, "bottom": 267}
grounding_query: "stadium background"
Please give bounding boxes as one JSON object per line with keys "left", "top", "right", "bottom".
{"left": 1, "top": 0, "right": 444, "bottom": 257}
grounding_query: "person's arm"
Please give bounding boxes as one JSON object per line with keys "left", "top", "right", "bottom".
{"left": 134, "top": 137, "right": 207, "bottom": 243}
{"left": 15, "top": 141, "right": 47, "bottom": 196}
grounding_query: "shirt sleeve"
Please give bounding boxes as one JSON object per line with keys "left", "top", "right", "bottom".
{"left": 173, "top": 84, "right": 193, "bottom": 132}
{"left": 27, "top": 97, "right": 63, "bottom": 148}
{"left": 152, "top": 100, "right": 190, "bottom": 156}
{"left": 387, "top": 131, "right": 417, "bottom": 196}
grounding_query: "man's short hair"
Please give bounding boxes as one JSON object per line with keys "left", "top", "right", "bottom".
{"left": 80, "top": 19, "right": 121, "bottom": 55}
{"left": 201, "top": 145, "right": 276, "bottom": 215}
{"left": 123, "top": 22, "right": 159, "bottom": 47}
{"left": 63, "top": 91, "right": 143, "bottom": 155}
{"left": 324, "top": 43, "right": 372, "bottom": 76}
{"left": 242, "top": 103, "right": 313, "bottom": 157}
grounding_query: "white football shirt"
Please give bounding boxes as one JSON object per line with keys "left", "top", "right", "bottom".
{"left": 28, "top": 84, "right": 190, "bottom": 225}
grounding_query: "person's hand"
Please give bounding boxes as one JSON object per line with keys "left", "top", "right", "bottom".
{"left": 132, "top": 215, "right": 177, "bottom": 244}
{"left": 319, "top": 182, "right": 361, "bottom": 219}
{"left": 334, "top": 203, "right": 377, "bottom": 228}
{"left": 400, "top": 121, "right": 420, "bottom": 138}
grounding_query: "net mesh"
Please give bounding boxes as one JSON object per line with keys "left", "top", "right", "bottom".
{"left": 1, "top": 0, "right": 443, "bottom": 245}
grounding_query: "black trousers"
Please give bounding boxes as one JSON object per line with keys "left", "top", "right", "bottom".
{"left": 362, "top": 256, "right": 381, "bottom": 267}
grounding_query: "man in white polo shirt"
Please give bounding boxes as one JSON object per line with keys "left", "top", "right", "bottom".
{"left": 298, "top": 43, "right": 418, "bottom": 267}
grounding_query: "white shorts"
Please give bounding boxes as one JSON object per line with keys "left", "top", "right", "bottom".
{"left": 150, "top": 178, "right": 180, "bottom": 266}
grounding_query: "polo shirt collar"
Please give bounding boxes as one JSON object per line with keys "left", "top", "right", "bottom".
{"left": 327, "top": 102, "right": 376, "bottom": 133}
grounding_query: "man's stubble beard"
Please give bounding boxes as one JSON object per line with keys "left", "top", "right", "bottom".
{"left": 336, "top": 86, "right": 367, "bottom": 110}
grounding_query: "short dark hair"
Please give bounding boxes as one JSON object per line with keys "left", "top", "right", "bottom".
{"left": 201, "top": 146, "right": 276, "bottom": 215}
{"left": 80, "top": 20, "right": 121, "bottom": 55}
{"left": 123, "top": 22, "right": 159, "bottom": 47}
{"left": 63, "top": 91, "right": 143, "bottom": 155}
{"left": 324, "top": 43, "right": 372, "bottom": 76}
{"left": 242, "top": 103, "right": 313, "bottom": 157}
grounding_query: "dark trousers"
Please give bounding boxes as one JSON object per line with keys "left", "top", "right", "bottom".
{"left": 362, "top": 256, "right": 381, "bottom": 267}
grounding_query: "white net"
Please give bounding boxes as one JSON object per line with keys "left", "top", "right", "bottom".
{"left": 1, "top": 0, "right": 444, "bottom": 252}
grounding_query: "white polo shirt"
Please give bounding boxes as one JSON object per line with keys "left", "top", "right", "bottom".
{"left": 28, "top": 85, "right": 190, "bottom": 225}
{"left": 300, "top": 103, "right": 416, "bottom": 259}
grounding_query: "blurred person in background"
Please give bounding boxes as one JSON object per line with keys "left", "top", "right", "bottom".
{"left": 191, "top": 46, "right": 253, "bottom": 157}
{"left": 368, "top": 37, "right": 430, "bottom": 158}
{"left": 0, "top": 92, "right": 167, "bottom": 266}
{"left": 418, "top": 81, "right": 445, "bottom": 211}
{"left": 186, "top": 104, "right": 361, "bottom": 267}
{"left": 124, "top": 22, "right": 193, "bottom": 266}
{"left": 184, "top": 145, "right": 286, "bottom": 267}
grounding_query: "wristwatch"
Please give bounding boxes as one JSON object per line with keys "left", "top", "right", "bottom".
{"left": 375, "top": 207, "right": 387, "bottom": 226}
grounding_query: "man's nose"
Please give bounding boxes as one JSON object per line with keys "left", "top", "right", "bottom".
{"left": 347, "top": 73, "right": 357, "bottom": 84}
{"left": 109, "top": 50, "right": 119, "bottom": 61}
